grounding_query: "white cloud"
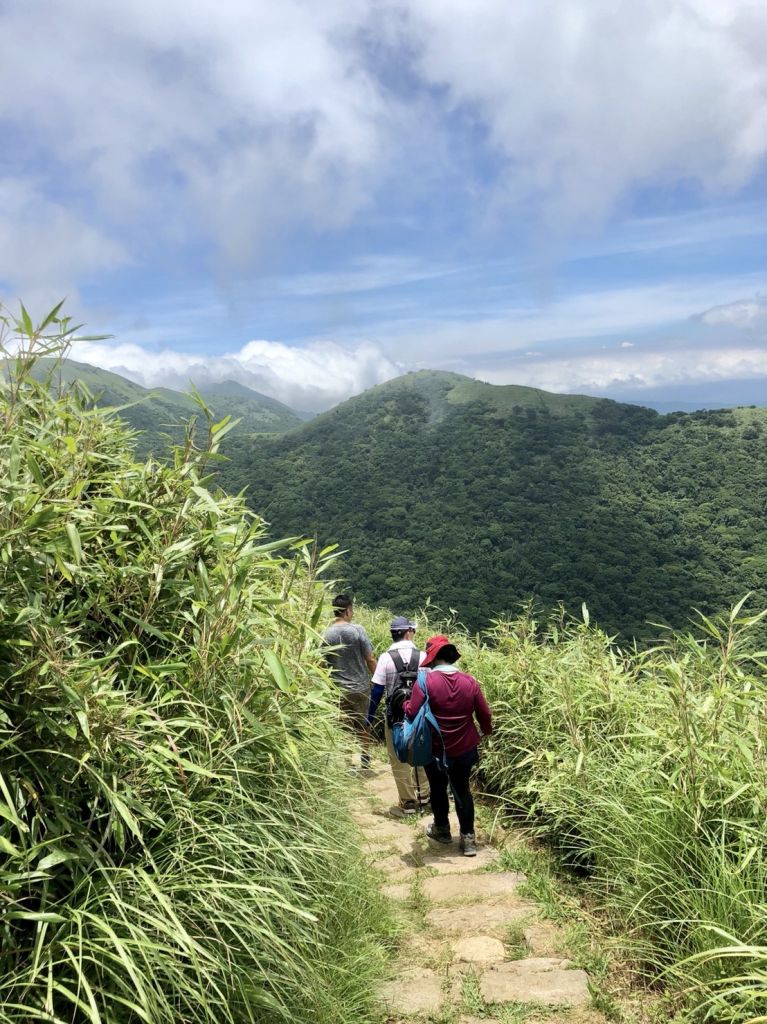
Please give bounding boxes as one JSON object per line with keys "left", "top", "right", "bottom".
{"left": 375, "top": 274, "right": 767, "bottom": 362}
{"left": 699, "top": 296, "right": 767, "bottom": 330}
{"left": 471, "top": 291, "right": 767, "bottom": 395}
{"left": 0, "top": 0, "right": 391, "bottom": 276}
{"left": 477, "top": 346, "right": 767, "bottom": 395}
{"left": 68, "top": 286, "right": 767, "bottom": 410}
{"left": 253, "top": 256, "right": 460, "bottom": 299}
{"left": 24, "top": 285, "right": 767, "bottom": 411}
{"left": 398, "top": 0, "right": 767, "bottom": 227}
{"left": 0, "top": 0, "right": 766, "bottom": 296}
{"left": 0, "top": 178, "right": 128, "bottom": 301}
{"left": 71, "top": 335, "right": 400, "bottom": 412}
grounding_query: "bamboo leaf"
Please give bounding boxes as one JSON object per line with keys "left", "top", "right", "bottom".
{"left": 210, "top": 415, "right": 241, "bottom": 442}
{"left": 38, "top": 299, "right": 66, "bottom": 330}
{"left": 66, "top": 523, "right": 82, "bottom": 564}
{"left": 37, "top": 848, "right": 74, "bottom": 872}
{"left": 20, "top": 303, "right": 34, "bottom": 337}
{"left": 8, "top": 438, "right": 20, "bottom": 485}
{"left": 264, "top": 650, "right": 292, "bottom": 692}
{"left": 0, "top": 835, "right": 22, "bottom": 857}
{"left": 109, "top": 793, "right": 142, "bottom": 842}
{"left": 6, "top": 911, "right": 65, "bottom": 922}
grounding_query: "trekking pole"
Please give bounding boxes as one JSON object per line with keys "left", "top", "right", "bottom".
{"left": 414, "top": 765, "right": 423, "bottom": 816}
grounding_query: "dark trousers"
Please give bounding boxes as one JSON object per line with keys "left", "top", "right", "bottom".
{"left": 425, "top": 747, "right": 479, "bottom": 836}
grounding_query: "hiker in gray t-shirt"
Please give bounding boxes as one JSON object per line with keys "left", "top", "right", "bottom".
{"left": 323, "top": 594, "right": 376, "bottom": 767}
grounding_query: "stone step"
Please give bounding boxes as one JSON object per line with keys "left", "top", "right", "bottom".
{"left": 524, "top": 920, "right": 560, "bottom": 956}
{"left": 479, "top": 957, "right": 591, "bottom": 1007}
{"left": 420, "top": 845, "right": 500, "bottom": 874}
{"left": 381, "top": 868, "right": 528, "bottom": 904}
{"left": 425, "top": 903, "right": 531, "bottom": 937}
{"left": 451, "top": 935, "right": 507, "bottom": 964}
{"left": 376, "top": 852, "right": 420, "bottom": 880}
{"left": 358, "top": 820, "right": 419, "bottom": 856}
{"left": 378, "top": 966, "right": 444, "bottom": 1016}
{"left": 421, "top": 869, "right": 527, "bottom": 903}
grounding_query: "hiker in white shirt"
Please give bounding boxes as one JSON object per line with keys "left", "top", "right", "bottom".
{"left": 366, "top": 615, "right": 430, "bottom": 815}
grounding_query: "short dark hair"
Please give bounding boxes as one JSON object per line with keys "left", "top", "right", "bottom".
{"left": 332, "top": 593, "right": 353, "bottom": 615}
{"left": 390, "top": 629, "right": 409, "bottom": 642}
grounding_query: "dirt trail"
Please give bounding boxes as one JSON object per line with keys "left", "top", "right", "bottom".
{"left": 354, "top": 763, "right": 610, "bottom": 1024}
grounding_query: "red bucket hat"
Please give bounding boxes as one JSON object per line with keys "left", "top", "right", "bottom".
{"left": 422, "top": 634, "right": 460, "bottom": 667}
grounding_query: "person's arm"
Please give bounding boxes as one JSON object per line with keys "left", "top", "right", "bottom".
{"left": 366, "top": 682, "right": 384, "bottom": 725}
{"left": 359, "top": 626, "right": 376, "bottom": 675}
{"left": 473, "top": 681, "right": 493, "bottom": 737}
{"left": 366, "top": 652, "right": 388, "bottom": 726}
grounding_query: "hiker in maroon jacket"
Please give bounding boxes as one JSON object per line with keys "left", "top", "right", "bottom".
{"left": 404, "top": 634, "right": 492, "bottom": 857}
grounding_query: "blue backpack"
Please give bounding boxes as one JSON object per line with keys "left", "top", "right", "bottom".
{"left": 391, "top": 669, "right": 442, "bottom": 767}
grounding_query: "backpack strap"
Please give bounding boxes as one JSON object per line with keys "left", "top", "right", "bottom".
{"left": 389, "top": 647, "right": 419, "bottom": 675}
{"left": 389, "top": 648, "right": 406, "bottom": 675}
{"left": 418, "top": 669, "right": 445, "bottom": 765}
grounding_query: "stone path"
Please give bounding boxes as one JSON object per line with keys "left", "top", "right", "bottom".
{"left": 353, "top": 764, "right": 608, "bottom": 1024}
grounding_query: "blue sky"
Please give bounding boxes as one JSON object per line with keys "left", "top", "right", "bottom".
{"left": 1, "top": 0, "right": 766, "bottom": 411}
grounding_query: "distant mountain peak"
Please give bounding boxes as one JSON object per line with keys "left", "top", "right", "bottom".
{"left": 28, "top": 358, "right": 305, "bottom": 454}
{"left": 339, "top": 366, "right": 609, "bottom": 420}
{"left": 199, "top": 379, "right": 270, "bottom": 399}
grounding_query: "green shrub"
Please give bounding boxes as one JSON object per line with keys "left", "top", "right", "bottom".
{"left": 0, "top": 305, "right": 389, "bottom": 1023}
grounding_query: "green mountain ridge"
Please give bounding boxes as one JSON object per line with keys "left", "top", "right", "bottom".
{"left": 219, "top": 370, "right": 767, "bottom": 638}
{"left": 324, "top": 369, "right": 605, "bottom": 419}
{"left": 31, "top": 358, "right": 304, "bottom": 455}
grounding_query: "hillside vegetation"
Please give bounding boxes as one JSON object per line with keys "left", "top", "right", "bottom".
{"left": 220, "top": 370, "right": 767, "bottom": 639}
{"left": 0, "top": 306, "right": 389, "bottom": 1024}
{"left": 32, "top": 358, "right": 304, "bottom": 457}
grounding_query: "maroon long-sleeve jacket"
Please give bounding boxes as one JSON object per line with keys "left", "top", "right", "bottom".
{"left": 404, "top": 666, "right": 493, "bottom": 758}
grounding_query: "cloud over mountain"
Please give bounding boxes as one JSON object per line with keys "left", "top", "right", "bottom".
{"left": 1, "top": 1, "right": 765, "bottom": 294}
{"left": 1, "top": 1, "right": 765, "bottom": 411}
{"left": 71, "top": 335, "right": 400, "bottom": 413}
{"left": 474, "top": 294, "right": 767, "bottom": 396}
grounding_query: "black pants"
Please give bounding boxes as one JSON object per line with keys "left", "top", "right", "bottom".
{"left": 425, "top": 747, "right": 479, "bottom": 836}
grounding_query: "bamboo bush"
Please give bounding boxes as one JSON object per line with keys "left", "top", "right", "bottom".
{"left": 0, "top": 304, "right": 390, "bottom": 1024}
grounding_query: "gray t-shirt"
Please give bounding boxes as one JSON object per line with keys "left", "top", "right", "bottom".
{"left": 323, "top": 622, "right": 373, "bottom": 695}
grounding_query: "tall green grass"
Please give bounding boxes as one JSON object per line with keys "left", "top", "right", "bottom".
{"left": 472, "top": 607, "right": 767, "bottom": 1022}
{"left": 358, "top": 602, "right": 767, "bottom": 1021}
{"left": 0, "top": 304, "right": 390, "bottom": 1023}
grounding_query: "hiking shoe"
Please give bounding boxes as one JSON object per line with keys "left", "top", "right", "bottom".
{"left": 388, "top": 801, "right": 418, "bottom": 819}
{"left": 460, "top": 833, "right": 477, "bottom": 857}
{"left": 426, "top": 822, "right": 452, "bottom": 844}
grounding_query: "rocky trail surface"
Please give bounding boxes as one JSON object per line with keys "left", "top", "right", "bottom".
{"left": 353, "top": 763, "right": 610, "bottom": 1024}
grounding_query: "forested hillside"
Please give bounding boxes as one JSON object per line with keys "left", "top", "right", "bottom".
{"left": 220, "top": 370, "right": 767, "bottom": 639}
{"left": 31, "top": 358, "right": 304, "bottom": 456}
